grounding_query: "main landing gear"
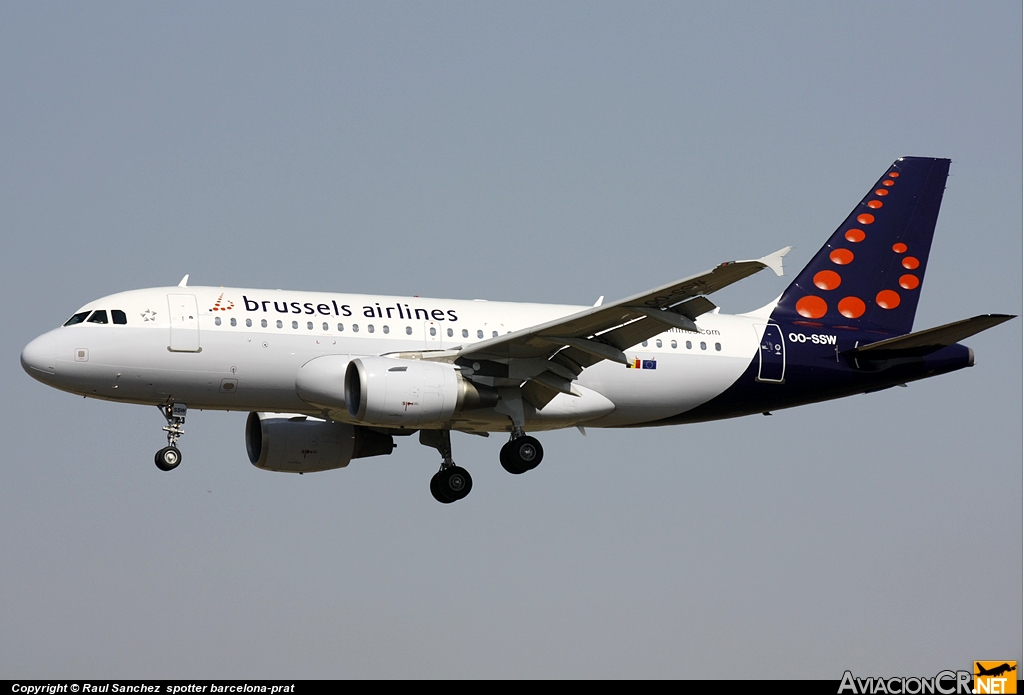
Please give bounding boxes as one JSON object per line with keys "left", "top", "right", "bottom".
{"left": 499, "top": 428, "right": 544, "bottom": 475}
{"left": 421, "top": 430, "right": 472, "bottom": 504}
{"left": 419, "top": 427, "right": 545, "bottom": 504}
{"left": 154, "top": 403, "right": 186, "bottom": 472}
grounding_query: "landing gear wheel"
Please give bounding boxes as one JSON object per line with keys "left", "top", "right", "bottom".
{"left": 432, "top": 466, "right": 472, "bottom": 503}
{"left": 501, "top": 436, "right": 543, "bottom": 474}
{"left": 155, "top": 446, "right": 181, "bottom": 471}
{"left": 500, "top": 442, "right": 525, "bottom": 475}
{"left": 430, "top": 472, "right": 454, "bottom": 504}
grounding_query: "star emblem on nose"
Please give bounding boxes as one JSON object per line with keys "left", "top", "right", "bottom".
{"left": 141, "top": 309, "right": 157, "bottom": 322}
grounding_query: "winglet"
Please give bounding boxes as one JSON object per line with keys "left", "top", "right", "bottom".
{"left": 178, "top": 274, "right": 190, "bottom": 287}
{"left": 757, "top": 247, "right": 791, "bottom": 277}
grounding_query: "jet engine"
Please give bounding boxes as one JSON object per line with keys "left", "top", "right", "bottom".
{"left": 344, "top": 356, "right": 497, "bottom": 426}
{"left": 245, "top": 411, "right": 395, "bottom": 473}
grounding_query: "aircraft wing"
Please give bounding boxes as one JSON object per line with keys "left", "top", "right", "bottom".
{"left": 455, "top": 247, "right": 790, "bottom": 406}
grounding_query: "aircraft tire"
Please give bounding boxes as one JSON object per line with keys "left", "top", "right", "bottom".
{"left": 436, "top": 466, "right": 472, "bottom": 502}
{"left": 430, "top": 471, "right": 455, "bottom": 504}
{"left": 508, "top": 436, "right": 543, "bottom": 472}
{"left": 155, "top": 446, "right": 182, "bottom": 472}
{"left": 500, "top": 442, "right": 526, "bottom": 475}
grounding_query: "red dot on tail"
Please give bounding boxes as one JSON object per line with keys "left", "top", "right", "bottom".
{"left": 838, "top": 296, "right": 866, "bottom": 319}
{"left": 845, "top": 229, "right": 865, "bottom": 242}
{"left": 902, "top": 256, "right": 920, "bottom": 269}
{"left": 882, "top": 179, "right": 895, "bottom": 187}
{"left": 857, "top": 213, "right": 875, "bottom": 224}
{"left": 867, "top": 200, "right": 882, "bottom": 209}
{"left": 875, "top": 189, "right": 888, "bottom": 196}
{"left": 813, "top": 270, "right": 842, "bottom": 290}
{"left": 899, "top": 274, "right": 919, "bottom": 290}
{"left": 892, "top": 242, "right": 907, "bottom": 253}
{"left": 876, "top": 290, "right": 901, "bottom": 309}
{"left": 830, "top": 248, "right": 854, "bottom": 265}
{"left": 796, "top": 296, "right": 828, "bottom": 319}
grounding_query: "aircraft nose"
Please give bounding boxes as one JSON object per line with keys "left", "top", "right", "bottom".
{"left": 21, "top": 334, "right": 57, "bottom": 379}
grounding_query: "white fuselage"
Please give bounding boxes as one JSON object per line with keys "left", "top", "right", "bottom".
{"left": 23, "top": 286, "right": 769, "bottom": 432}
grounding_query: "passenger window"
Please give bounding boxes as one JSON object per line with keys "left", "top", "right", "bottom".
{"left": 671, "top": 340, "right": 677, "bottom": 349}
{"left": 492, "top": 331, "right": 498, "bottom": 338}
{"left": 215, "top": 317, "right": 222, "bottom": 326}
{"left": 405, "top": 326, "right": 412, "bottom": 335}
{"left": 322, "top": 322, "right": 329, "bottom": 331}
{"left": 291, "top": 320, "right": 298, "bottom": 329}
{"left": 368, "top": 324, "right": 375, "bottom": 333}
{"left": 63, "top": 311, "right": 90, "bottom": 326}
{"left": 686, "top": 341, "right": 692, "bottom": 349}
{"left": 111, "top": 310, "right": 127, "bottom": 325}
{"left": 430, "top": 327, "right": 437, "bottom": 336}
{"left": 276, "top": 320, "right": 283, "bottom": 329}
{"left": 307, "top": 321, "right": 313, "bottom": 330}
{"left": 715, "top": 342, "right": 722, "bottom": 351}
{"left": 641, "top": 340, "right": 648, "bottom": 347}
{"left": 353, "top": 324, "right": 360, "bottom": 333}
{"left": 246, "top": 319, "right": 252, "bottom": 327}
{"left": 338, "top": 323, "right": 344, "bottom": 332}
{"left": 447, "top": 328, "right": 453, "bottom": 337}
{"left": 656, "top": 339, "right": 662, "bottom": 348}
{"left": 477, "top": 330, "right": 483, "bottom": 339}
{"left": 261, "top": 319, "right": 267, "bottom": 328}
{"left": 87, "top": 310, "right": 108, "bottom": 324}
{"left": 383, "top": 325, "right": 390, "bottom": 334}
{"left": 462, "top": 329, "right": 469, "bottom": 338}
{"left": 700, "top": 341, "right": 707, "bottom": 350}
{"left": 230, "top": 318, "right": 237, "bottom": 327}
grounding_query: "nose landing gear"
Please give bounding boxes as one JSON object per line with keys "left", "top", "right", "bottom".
{"left": 154, "top": 403, "right": 186, "bottom": 471}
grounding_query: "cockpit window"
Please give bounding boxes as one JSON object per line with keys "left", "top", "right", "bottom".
{"left": 111, "top": 310, "right": 127, "bottom": 325}
{"left": 63, "top": 312, "right": 90, "bottom": 326}
{"left": 87, "top": 310, "right": 109, "bottom": 324}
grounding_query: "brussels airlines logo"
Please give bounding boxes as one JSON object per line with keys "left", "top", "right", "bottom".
{"left": 241, "top": 295, "right": 460, "bottom": 322}
{"left": 210, "top": 293, "right": 235, "bottom": 312}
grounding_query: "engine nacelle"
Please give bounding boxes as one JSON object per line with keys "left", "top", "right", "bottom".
{"left": 344, "top": 357, "right": 497, "bottom": 426}
{"left": 245, "top": 411, "right": 395, "bottom": 473}
{"left": 294, "top": 354, "right": 351, "bottom": 411}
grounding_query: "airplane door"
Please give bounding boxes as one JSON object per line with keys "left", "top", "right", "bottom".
{"left": 424, "top": 321, "right": 443, "bottom": 349}
{"left": 755, "top": 323, "right": 785, "bottom": 382}
{"left": 168, "top": 294, "right": 201, "bottom": 352}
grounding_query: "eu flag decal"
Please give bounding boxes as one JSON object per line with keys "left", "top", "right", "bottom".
{"left": 626, "top": 359, "right": 657, "bottom": 370}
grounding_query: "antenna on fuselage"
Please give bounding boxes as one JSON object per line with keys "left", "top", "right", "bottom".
{"left": 178, "top": 274, "right": 189, "bottom": 287}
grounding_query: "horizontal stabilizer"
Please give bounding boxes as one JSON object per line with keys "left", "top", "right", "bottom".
{"left": 844, "top": 314, "right": 1015, "bottom": 359}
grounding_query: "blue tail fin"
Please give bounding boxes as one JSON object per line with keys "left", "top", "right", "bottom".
{"left": 771, "top": 157, "right": 950, "bottom": 335}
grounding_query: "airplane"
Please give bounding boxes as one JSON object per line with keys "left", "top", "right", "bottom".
{"left": 975, "top": 663, "right": 1016, "bottom": 678}
{"left": 20, "top": 156, "right": 1014, "bottom": 504}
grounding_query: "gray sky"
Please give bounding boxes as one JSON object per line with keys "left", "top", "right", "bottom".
{"left": 1, "top": 2, "right": 1020, "bottom": 678}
